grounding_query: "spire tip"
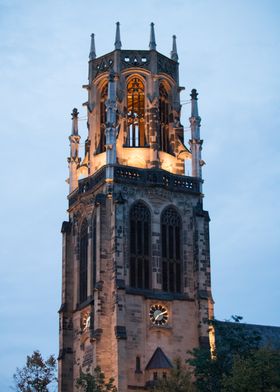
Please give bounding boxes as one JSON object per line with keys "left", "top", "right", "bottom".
{"left": 114, "top": 21, "right": 122, "bottom": 50}
{"left": 89, "top": 33, "right": 96, "bottom": 60}
{"left": 149, "top": 22, "right": 156, "bottom": 50}
{"left": 171, "top": 35, "right": 178, "bottom": 61}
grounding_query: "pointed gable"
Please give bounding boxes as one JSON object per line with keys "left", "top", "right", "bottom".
{"left": 145, "top": 347, "right": 173, "bottom": 370}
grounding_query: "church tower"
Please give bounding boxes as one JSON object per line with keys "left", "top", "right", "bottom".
{"left": 58, "top": 23, "right": 213, "bottom": 392}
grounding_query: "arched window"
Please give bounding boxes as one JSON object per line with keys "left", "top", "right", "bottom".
{"left": 92, "top": 214, "right": 97, "bottom": 288}
{"left": 127, "top": 78, "right": 146, "bottom": 147}
{"left": 161, "top": 207, "right": 181, "bottom": 293}
{"left": 130, "top": 202, "right": 150, "bottom": 289}
{"left": 80, "top": 220, "right": 88, "bottom": 303}
{"left": 159, "top": 84, "right": 169, "bottom": 152}
{"left": 99, "top": 84, "right": 108, "bottom": 153}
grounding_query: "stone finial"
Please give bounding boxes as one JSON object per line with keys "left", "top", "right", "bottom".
{"left": 71, "top": 108, "right": 79, "bottom": 135}
{"left": 114, "top": 22, "right": 122, "bottom": 50}
{"left": 171, "top": 35, "right": 179, "bottom": 61}
{"left": 71, "top": 108, "right": 79, "bottom": 118}
{"left": 149, "top": 22, "right": 157, "bottom": 50}
{"left": 89, "top": 33, "right": 96, "bottom": 60}
{"left": 190, "top": 88, "right": 198, "bottom": 100}
{"left": 190, "top": 89, "right": 199, "bottom": 117}
{"left": 189, "top": 88, "right": 202, "bottom": 181}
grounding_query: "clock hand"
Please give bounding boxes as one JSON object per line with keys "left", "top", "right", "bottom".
{"left": 155, "top": 310, "right": 167, "bottom": 320}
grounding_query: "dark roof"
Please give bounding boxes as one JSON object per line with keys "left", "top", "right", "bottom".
{"left": 215, "top": 320, "right": 280, "bottom": 350}
{"left": 145, "top": 347, "right": 173, "bottom": 370}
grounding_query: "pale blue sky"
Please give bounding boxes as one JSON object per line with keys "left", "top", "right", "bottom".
{"left": 1, "top": 0, "right": 280, "bottom": 389}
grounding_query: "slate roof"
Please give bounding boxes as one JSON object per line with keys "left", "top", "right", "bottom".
{"left": 145, "top": 347, "right": 173, "bottom": 370}
{"left": 215, "top": 320, "right": 280, "bottom": 350}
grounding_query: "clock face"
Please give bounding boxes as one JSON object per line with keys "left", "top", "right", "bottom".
{"left": 149, "top": 304, "right": 168, "bottom": 326}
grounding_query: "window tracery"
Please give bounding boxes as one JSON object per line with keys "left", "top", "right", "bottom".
{"left": 159, "top": 83, "right": 169, "bottom": 152}
{"left": 80, "top": 220, "right": 88, "bottom": 303}
{"left": 161, "top": 207, "right": 181, "bottom": 292}
{"left": 127, "top": 78, "right": 146, "bottom": 147}
{"left": 130, "top": 202, "right": 150, "bottom": 289}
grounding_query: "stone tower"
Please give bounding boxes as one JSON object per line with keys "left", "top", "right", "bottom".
{"left": 58, "top": 23, "right": 214, "bottom": 392}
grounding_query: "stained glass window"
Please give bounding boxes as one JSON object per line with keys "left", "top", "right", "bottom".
{"left": 127, "top": 78, "right": 146, "bottom": 147}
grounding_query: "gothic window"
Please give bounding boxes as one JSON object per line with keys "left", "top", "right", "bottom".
{"left": 127, "top": 77, "right": 146, "bottom": 147}
{"left": 99, "top": 84, "right": 108, "bottom": 153}
{"left": 130, "top": 202, "right": 150, "bottom": 289}
{"left": 80, "top": 220, "right": 88, "bottom": 303}
{"left": 159, "top": 84, "right": 169, "bottom": 152}
{"left": 161, "top": 207, "right": 181, "bottom": 293}
{"left": 92, "top": 214, "right": 97, "bottom": 288}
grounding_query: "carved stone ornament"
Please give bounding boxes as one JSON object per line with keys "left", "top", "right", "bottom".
{"left": 94, "top": 55, "right": 114, "bottom": 76}
{"left": 120, "top": 51, "right": 151, "bottom": 69}
{"left": 157, "top": 53, "right": 177, "bottom": 79}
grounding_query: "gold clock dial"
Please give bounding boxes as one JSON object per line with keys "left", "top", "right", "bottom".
{"left": 149, "top": 304, "right": 168, "bottom": 326}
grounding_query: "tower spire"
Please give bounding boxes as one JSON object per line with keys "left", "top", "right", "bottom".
{"left": 114, "top": 22, "right": 122, "bottom": 50}
{"left": 149, "top": 22, "right": 156, "bottom": 50}
{"left": 89, "top": 33, "right": 96, "bottom": 60}
{"left": 68, "top": 108, "right": 81, "bottom": 193}
{"left": 171, "top": 35, "right": 178, "bottom": 61}
{"left": 189, "top": 89, "right": 203, "bottom": 183}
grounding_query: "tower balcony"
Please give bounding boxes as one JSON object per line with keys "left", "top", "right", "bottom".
{"left": 68, "top": 164, "right": 202, "bottom": 208}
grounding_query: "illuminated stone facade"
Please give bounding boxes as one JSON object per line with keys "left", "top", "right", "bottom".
{"left": 58, "top": 23, "right": 213, "bottom": 392}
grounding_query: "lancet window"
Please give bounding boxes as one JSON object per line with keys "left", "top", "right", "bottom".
{"left": 99, "top": 84, "right": 108, "bottom": 153}
{"left": 79, "top": 220, "right": 88, "bottom": 303}
{"left": 161, "top": 207, "right": 181, "bottom": 293}
{"left": 130, "top": 202, "right": 150, "bottom": 289}
{"left": 127, "top": 78, "right": 146, "bottom": 147}
{"left": 159, "top": 84, "right": 169, "bottom": 152}
{"left": 92, "top": 214, "right": 97, "bottom": 288}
